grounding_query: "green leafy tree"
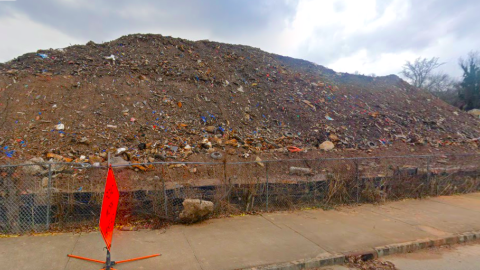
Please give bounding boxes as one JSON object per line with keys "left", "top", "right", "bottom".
{"left": 458, "top": 52, "right": 480, "bottom": 110}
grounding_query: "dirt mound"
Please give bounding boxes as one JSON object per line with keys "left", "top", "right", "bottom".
{"left": 0, "top": 33, "right": 479, "bottom": 163}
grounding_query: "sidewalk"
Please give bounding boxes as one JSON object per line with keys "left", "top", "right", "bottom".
{"left": 2, "top": 193, "right": 480, "bottom": 270}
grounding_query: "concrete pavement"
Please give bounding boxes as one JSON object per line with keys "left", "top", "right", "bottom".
{"left": 2, "top": 193, "right": 480, "bottom": 270}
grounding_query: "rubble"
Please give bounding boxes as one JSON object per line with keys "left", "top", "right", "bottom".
{"left": 179, "top": 199, "right": 214, "bottom": 223}
{"left": 319, "top": 141, "right": 335, "bottom": 151}
{"left": 469, "top": 109, "right": 480, "bottom": 118}
{"left": 23, "top": 157, "right": 47, "bottom": 175}
{"left": 289, "top": 167, "right": 313, "bottom": 176}
{"left": 0, "top": 33, "right": 479, "bottom": 163}
{"left": 255, "top": 156, "right": 264, "bottom": 167}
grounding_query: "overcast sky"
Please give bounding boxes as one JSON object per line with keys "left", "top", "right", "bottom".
{"left": 1, "top": 0, "right": 479, "bottom": 78}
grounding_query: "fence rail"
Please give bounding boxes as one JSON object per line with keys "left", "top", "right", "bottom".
{"left": 1, "top": 153, "right": 480, "bottom": 234}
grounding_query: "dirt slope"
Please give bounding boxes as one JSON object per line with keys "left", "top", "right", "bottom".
{"left": 0, "top": 34, "right": 479, "bottom": 163}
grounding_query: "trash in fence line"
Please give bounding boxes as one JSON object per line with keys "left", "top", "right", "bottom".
{"left": 0, "top": 151, "right": 479, "bottom": 235}
{"left": 289, "top": 166, "right": 313, "bottom": 176}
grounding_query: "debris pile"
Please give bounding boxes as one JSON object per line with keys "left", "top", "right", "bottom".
{"left": 0, "top": 33, "right": 479, "bottom": 164}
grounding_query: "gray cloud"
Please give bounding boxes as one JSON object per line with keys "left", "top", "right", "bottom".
{"left": 295, "top": 0, "right": 480, "bottom": 76}
{"left": 4, "top": 0, "right": 298, "bottom": 44}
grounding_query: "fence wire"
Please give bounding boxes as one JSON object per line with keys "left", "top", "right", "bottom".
{"left": 1, "top": 154, "right": 480, "bottom": 234}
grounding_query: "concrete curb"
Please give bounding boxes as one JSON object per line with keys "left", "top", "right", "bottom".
{"left": 243, "top": 231, "right": 480, "bottom": 270}
{"left": 243, "top": 253, "right": 345, "bottom": 270}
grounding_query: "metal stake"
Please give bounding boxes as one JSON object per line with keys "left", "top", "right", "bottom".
{"left": 266, "top": 163, "right": 269, "bottom": 211}
{"left": 46, "top": 164, "right": 52, "bottom": 230}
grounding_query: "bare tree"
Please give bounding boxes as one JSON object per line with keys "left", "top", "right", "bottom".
{"left": 424, "top": 73, "right": 457, "bottom": 93}
{"left": 401, "top": 57, "right": 444, "bottom": 88}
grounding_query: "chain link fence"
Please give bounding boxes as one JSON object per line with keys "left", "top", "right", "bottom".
{"left": 1, "top": 154, "right": 480, "bottom": 234}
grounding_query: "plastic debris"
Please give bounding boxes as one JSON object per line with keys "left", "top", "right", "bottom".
{"left": 287, "top": 146, "right": 303, "bottom": 153}
{"left": 104, "top": 55, "right": 116, "bottom": 61}
{"left": 289, "top": 167, "right": 313, "bottom": 176}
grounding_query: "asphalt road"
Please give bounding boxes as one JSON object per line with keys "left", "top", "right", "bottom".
{"left": 320, "top": 242, "right": 480, "bottom": 270}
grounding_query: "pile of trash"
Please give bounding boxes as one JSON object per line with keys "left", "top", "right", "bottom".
{"left": 0, "top": 33, "right": 479, "bottom": 164}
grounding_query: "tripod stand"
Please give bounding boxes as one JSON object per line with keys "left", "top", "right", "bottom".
{"left": 68, "top": 249, "right": 160, "bottom": 270}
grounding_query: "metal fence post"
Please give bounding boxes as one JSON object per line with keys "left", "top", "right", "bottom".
{"left": 162, "top": 166, "right": 168, "bottom": 217}
{"left": 223, "top": 161, "right": 230, "bottom": 203}
{"left": 355, "top": 159, "right": 360, "bottom": 203}
{"left": 46, "top": 164, "right": 52, "bottom": 230}
{"left": 426, "top": 156, "right": 432, "bottom": 195}
{"left": 265, "top": 163, "right": 269, "bottom": 212}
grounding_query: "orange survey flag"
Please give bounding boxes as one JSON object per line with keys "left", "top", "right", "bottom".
{"left": 99, "top": 166, "right": 119, "bottom": 251}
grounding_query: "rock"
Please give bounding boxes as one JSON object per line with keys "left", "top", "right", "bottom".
{"left": 319, "top": 141, "right": 335, "bottom": 151}
{"left": 468, "top": 109, "right": 480, "bottom": 118}
{"left": 78, "top": 137, "right": 90, "bottom": 144}
{"left": 179, "top": 199, "right": 214, "bottom": 223}
{"left": 23, "top": 157, "right": 47, "bottom": 175}
{"left": 111, "top": 156, "right": 130, "bottom": 166}
{"left": 154, "top": 154, "right": 166, "bottom": 160}
{"left": 47, "top": 160, "right": 66, "bottom": 173}
{"left": 42, "top": 177, "right": 49, "bottom": 188}
{"left": 184, "top": 145, "right": 193, "bottom": 154}
{"left": 225, "top": 139, "right": 238, "bottom": 147}
{"left": 255, "top": 156, "right": 264, "bottom": 167}
{"left": 328, "top": 134, "right": 339, "bottom": 142}
{"left": 289, "top": 167, "right": 313, "bottom": 176}
{"left": 201, "top": 138, "right": 212, "bottom": 149}
{"left": 138, "top": 143, "right": 147, "bottom": 150}
{"left": 89, "top": 155, "right": 103, "bottom": 164}
{"left": 206, "top": 126, "right": 216, "bottom": 133}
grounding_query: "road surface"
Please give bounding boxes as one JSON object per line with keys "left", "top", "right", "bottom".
{"left": 319, "top": 242, "right": 480, "bottom": 270}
